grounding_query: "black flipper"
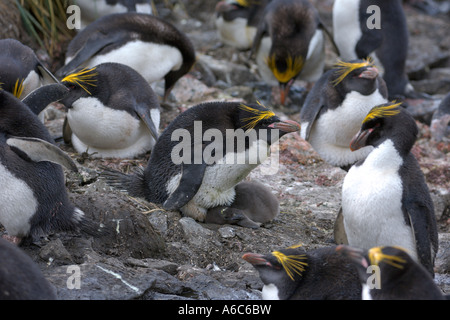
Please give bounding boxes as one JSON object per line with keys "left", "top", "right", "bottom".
{"left": 7, "top": 136, "right": 78, "bottom": 172}
{"left": 135, "top": 103, "right": 160, "bottom": 140}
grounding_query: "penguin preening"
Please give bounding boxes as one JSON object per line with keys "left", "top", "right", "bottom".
{"left": 332, "top": 0, "right": 417, "bottom": 100}
{"left": 242, "top": 245, "right": 362, "bottom": 300}
{"left": 73, "top": 0, "right": 153, "bottom": 29}
{"left": 341, "top": 102, "right": 439, "bottom": 277}
{"left": 205, "top": 180, "right": 279, "bottom": 228}
{"left": 215, "top": 0, "right": 268, "bottom": 50}
{"left": 300, "top": 58, "right": 388, "bottom": 170}
{"left": 0, "top": 238, "right": 56, "bottom": 299}
{"left": 337, "top": 245, "right": 446, "bottom": 300}
{"left": 102, "top": 101, "right": 300, "bottom": 223}
{"left": 60, "top": 63, "right": 160, "bottom": 159}
{"left": 251, "top": 0, "right": 326, "bottom": 105}
{"left": 56, "top": 12, "right": 196, "bottom": 101}
{"left": 0, "top": 89, "right": 100, "bottom": 244}
{"left": 0, "top": 39, "right": 57, "bottom": 101}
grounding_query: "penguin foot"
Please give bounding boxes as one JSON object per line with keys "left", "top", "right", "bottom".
{"left": 2, "top": 234, "right": 22, "bottom": 245}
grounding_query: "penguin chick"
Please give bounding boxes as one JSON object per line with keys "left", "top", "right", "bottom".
{"left": 56, "top": 12, "right": 196, "bottom": 101}
{"left": 251, "top": 0, "right": 326, "bottom": 105}
{"left": 0, "top": 39, "right": 57, "bottom": 100}
{"left": 73, "top": 0, "right": 153, "bottom": 29}
{"left": 205, "top": 180, "right": 279, "bottom": 228}
{"left": 300, "top": 58, "right": 388, "bottom": 170}
{"left": 0, "top": 90, "right": 101, "bottom": 244}
{"left": 215, "top": 0, "right": 268, "bottom": 50}
{"left": 243, "top": 245, "right": 362, "bottom": 300}
{"left": 430, "top": 93, "right": 450, "bottom": 143}
{"left": 337, "top": 245, "right": 446, "bottom": 300}
{"left": 102, "top": 101, "right": 300, "bottom": 222}
{"left": 333, "top": 0, "right": 418, "bottom": 100}
{"left": 0, "top": 238, "right": 56, "bottom": 299}
{"left": 60, "top": 63, "right": 160, "bottom": 159}
{"left": 342, "top": 102, "right": 439, "bottom": 277}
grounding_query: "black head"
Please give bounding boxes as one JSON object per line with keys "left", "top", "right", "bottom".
{"left": 236, "top": 102, "right": 300, "bottom": 143}
{"left": 60, "top": 67, "right": 100, "bottom": 108}
{"left": 216, "top": 0, "right": 250, "bottom": 21}
{"left": 350, "top": 101, "right": 417, "bottom": 156}
{"left": 243, "top": 245, "right": 308, "bottom": 299}
{"left": 331, "top": 59, "right": 386, "bottom": 97}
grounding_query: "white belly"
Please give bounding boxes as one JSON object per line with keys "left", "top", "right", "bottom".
{"left": 66, "top": 41, "right": 183, "bottom": 84}
{"left": 215, "top": 16, "right": 256, "bottom": 50}
{"left": 0, "top": 161, "right": 37, "bottom": 237}
{"left": 342, "top": 140, "right": 417, "bottom": 259}
{"left": 333, "top": 0, "right": 361, "bottom": 60}
{"left": 305, "top": 90, "right": 386, "bottom": 166}
{"left": 68, "top": 97, "right": 158, "bottom": 158}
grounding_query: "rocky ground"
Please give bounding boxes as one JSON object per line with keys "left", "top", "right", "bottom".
{"left": 5, "top": 0, "right": 449, "bottom": 300}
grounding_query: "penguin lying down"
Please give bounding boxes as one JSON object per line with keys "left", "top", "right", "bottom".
{"left": 205, "top": 180, "right": 279, "bottom": 228}
{"left": 0, "top": 88, "right": 102, "bottom": 244}
{"left": 102, "top": 101, "right": 300, "bottom": 225}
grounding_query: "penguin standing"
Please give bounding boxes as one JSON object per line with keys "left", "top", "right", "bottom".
{"left": 0, "top": 238, "right": 56, "bottom": 299}
{"left": 0, "top": 39, "right": 57, "bottom": 100}
{"left": 56, "top": 13, "right": 196, "bottom": 101}
{"left": 102, "top": 101, "right": 300, "bottom": 222}
{"left": 205, "top": 180, "right": 279, "bottom": 228}
{"left": 337, "top": 245, "right": 446, "bottom": 300}
{"left": 300, "top": 58, "right": 388, "bottom": 170}
{"left": 0, "top": 89, "right": 100, "bottom": 244}
{"left": 341, "top": 102, "right": 439, "bottom": 276}
{"left": 215, "top": 0, "right": 268, "bottom": 50}
{"left": 73, "top": 0, "right": 153, "bottom": 29}
{"left": 60, "top": 63, "right": 160, "bottom": 159}
{"left": 251, "top": 0, "right": 326, "bottom": 105}
{"left": 242, "top": 245, "right": 362, "bottom": 300}
{"left": 332, "top": 0, "right": 414, "bottom": 99}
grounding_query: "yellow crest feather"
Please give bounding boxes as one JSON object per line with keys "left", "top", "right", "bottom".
{"left": 272, "top": 250, "right": 308, "bottom": 281}
{"left": 239, "top": 101, "right": 276, "bottom": 132}
{"left": 266, "top": 54, "right": 303, "bottom": 84}
{"left": 62, "top": 67, "right": 98, "bottom": 95}
{"left": 332, "top": 58, "right": 375, "bottom": 86}
{"left": 368, "top": 246, "right": 407, "bottom": 269}
{"left": 363, "top": 101, "right": 402, "bottom": 124}
{"left": 13, "top": 78, "right": 25, "bottom": 98}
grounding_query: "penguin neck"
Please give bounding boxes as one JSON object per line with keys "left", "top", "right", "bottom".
{"left": 361, "top": 139, "right": 404, "bottom": 171}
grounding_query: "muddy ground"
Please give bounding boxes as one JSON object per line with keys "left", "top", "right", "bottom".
{"left": 3, "top": 0, "right": 449, "bottom": 300}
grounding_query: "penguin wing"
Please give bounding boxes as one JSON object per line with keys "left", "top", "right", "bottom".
{"left": 22, "top": 83, "right": 69, "bottom": 115}
{"left": 249, "top": 18, "right": 268, "bottom": 60}
{"left": 36, "top": 62, "right": 59, "bottom": 84}
{"left": 318, "top": 21, "right": 340, "bottom": 56}
{"left": 56, "top": 31, "right": 127, "bottom": 77}
{"left": 300, "top": 94, "right": 326, "bottom": 141}
{"left": 7, "top": 137, "right": 78, "bottom": 172}
{"left": 162, "top": 162, "right": 207, "bottom": 211}
{"left": 135, "top": 102, "right": 160, "bottom": 141}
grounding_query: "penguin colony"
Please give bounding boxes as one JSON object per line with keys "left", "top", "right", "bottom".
{"left": 0, "top": 0, "right": 446, "bottom": 300}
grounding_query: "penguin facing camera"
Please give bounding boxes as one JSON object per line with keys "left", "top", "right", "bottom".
{"left": 0, "top": 89, "right": 101, "bottom": 244}
{"left": 60, "top": 63, "right": 160, "bottom": 159}
{"left": 250, "top": 0, "right": 327, "bottom": 105}
{"left": 0, "top": 238, "right": 56, "bottom": 299}
{"left": 102, "top": 101, "right": 300, "bottom": 223}
{"left": 73, "top": 0, "right": 153, "bottom": 29}
{"left": 56, "top": 12, "right": 196, "bottom": 101}
{"left": 337, "top": 245, "right": 446, "bottom": 300}
{"left": 243, "top": 244, "right": 362, "bottom": 300}
{"left": 300, "top": 58, "right": 388, "bottom": 171}
{"left": 215, "top": 0, "right": 268, "bottom": 50}
{"left": 205, "top": 180, "right": 279, "bottom": 228}
{"left": 341, "top": 102, "right": 439, "bottom": 277}
{"left": 332, "top": 0, "right": 422, "bottom": 100}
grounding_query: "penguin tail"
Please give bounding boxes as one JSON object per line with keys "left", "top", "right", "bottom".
{"left": 72, "top": 208, "right": 111, "bottom": 237}
{"left": 100, "top": 165, "right": 146, "bottom": 198}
